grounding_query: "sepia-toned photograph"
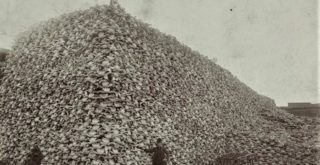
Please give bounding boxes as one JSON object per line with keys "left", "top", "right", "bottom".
{"left": 0, "top": 0, "right": 319, "bottom": 164}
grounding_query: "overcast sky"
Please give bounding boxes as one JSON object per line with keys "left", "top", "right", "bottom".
{"left": 0, "top": 0, "right": 318, "bottom": 106}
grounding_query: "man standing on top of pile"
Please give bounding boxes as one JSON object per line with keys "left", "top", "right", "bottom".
{"left": 110, "top": 0, "right": 119, "bottom": 7}
{"left": 143, "top": 138, "right": 170, "bottom": 165}
{"left": 0, "top": 48, "right": 9, "bottom": 79}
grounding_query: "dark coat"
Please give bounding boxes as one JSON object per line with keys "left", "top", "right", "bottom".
{"left": 145, "top": 146, "right": 169, "bottom": 165}
{"left": 23, "top": 146, "right": 44, "bottom": 165}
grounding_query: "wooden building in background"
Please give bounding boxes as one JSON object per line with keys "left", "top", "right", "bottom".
{"left": 279, "top": 102, "right": 320, "bottom": 118}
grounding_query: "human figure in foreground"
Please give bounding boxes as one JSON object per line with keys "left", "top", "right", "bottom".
{"left": 144, "top": 138, "right": 170, "bottom": 165}
{"left": 23, "top": 146, "right": 44, "bottom": 165}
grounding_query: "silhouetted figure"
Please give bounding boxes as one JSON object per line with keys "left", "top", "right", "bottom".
{"left": 0, "top": 48, "right": 9, "bottom": 62}
{"left": 144, "top": 138, "right": 169, "bottom": 165}
{"left": 110, "top": 0, "right": 118, "bottom": 7}
{"left": 23, "top": 146, "right": 44, "bottom": 165}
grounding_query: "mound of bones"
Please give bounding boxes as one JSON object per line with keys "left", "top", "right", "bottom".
{"left": 0, "top": 3, "right": 319, "bottom": 165}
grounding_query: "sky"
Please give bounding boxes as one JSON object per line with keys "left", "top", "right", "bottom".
{"left": 0, "top": 0, "right": 318, "bottom": 106}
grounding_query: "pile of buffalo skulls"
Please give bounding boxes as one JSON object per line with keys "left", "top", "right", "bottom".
{"left": 0, "top": 3, "right": 319, "bottom": 165}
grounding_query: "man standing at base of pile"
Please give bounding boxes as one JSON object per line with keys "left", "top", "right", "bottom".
{"left": 144, "top": 138, "right": 170, "bottom": 165}
{"left": 23, "top": 146, "right": 44, "bottom": 165}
